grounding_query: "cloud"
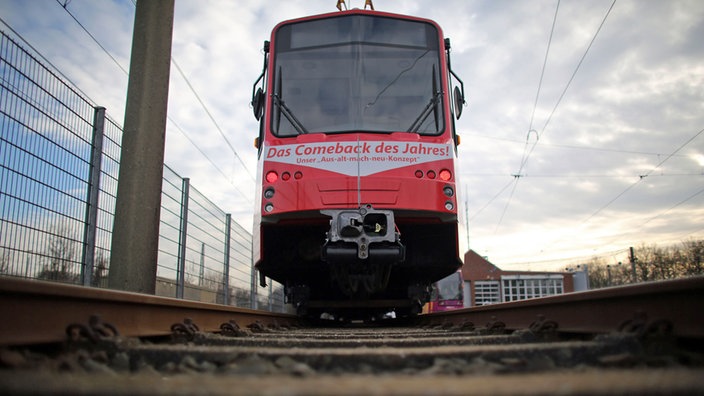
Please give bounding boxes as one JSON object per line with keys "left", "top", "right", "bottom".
{"left": 1, "top": 0, "right": 702, "bottom": 270}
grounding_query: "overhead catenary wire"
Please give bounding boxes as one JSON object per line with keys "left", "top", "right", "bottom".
{"left": 538, "top": 126, "right": 704, "bottom": 254}
{"left": 580, "top": 126, "right": 704, "bottom": 227}
{"left": 493, "top": 0, "right": 560, "bottom": 232}
{"left": 171, "top": 59, "right": 256, "bottom": 182}
{"left": 54, "top": 0, "right": 129, "bottom": 75}
{"left": 490, "top": 0, "right": 617, "bottom": 233}
{"left": 470, "top": 178, "right": 515, "bottom": 222}
{"left": 518, "top": 0, "right": 560, "bottom": 174}
{"left": 609, "top": 184, "right": 704, "bottom": 247}
{"left": 0, "top": 16, "right": 95, "bottom": 104}
{"left": 168, "top": 118, "right": 254, "bottom": 203}
{"left": 495, "top": 247, "right": 631, "bottom": 269}
{"left": 529, "top": 0, "right": 618, "bottom": 157}
{"left": 13, "top": 0, "right": 700, "bottom": 265}
{"left": 466, "top": 132, "right": 692, "bottom": 158}
{"left": 673, "top": 225, "right": 704, "bottom": 244}
{"left": 468, "top": 172, "right": 704, "bottom": 179}
{"left": 54, "top": 0, "right": 256, "bottom": 185}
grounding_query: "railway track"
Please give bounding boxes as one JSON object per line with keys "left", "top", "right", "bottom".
{"left": 1, "top": 276, "right": 704, "bottom": 394}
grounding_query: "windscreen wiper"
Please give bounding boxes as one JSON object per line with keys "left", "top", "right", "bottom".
{"left": 408, "top": 66, "right": 441, "bottom": 133}
{"left": 407, "top": 90, "right": 441, "bottom": 133}
{"left": 272, "top": 67, "right": 308, "bottom": 135}
{"left": 272, "top": 93, "right": 309, "bottom": 135}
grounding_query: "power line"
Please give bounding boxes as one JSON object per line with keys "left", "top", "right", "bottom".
{"left": 168, "top": 118, "right": 253, "bottom": 204}
{"left": 519, "top": 0, "right": 560, "bottom": 174}
{"left": 495, "top": 1, "right": 618, "bottom": 233}
{"left": 469, "top": 178, "right": 514, "bottom": 221}
{"left": 486, "top": 0, "right": 560, "bottom": 232}
{"left": 583, "top": 127, "right": 704, "bottom": 226}
{"left": 596, "top": 179, "right": 704, "bottom": 250}
{"left": 631, "top": 185, "right": 704, "bottom": 234}
{"left": 170, "top": 60, "right": 255, "bottom": 182}
{"left": 54, "top": 0, "right": 256, "bottom": 184}
{"left": 54, "top": 0, "right": 129, "bottom": 75}
{"left": 537, "top": 126, "right": 704, "bottom": 253}
{"left": 0, "top": 16, "right": 94, "bottom": 104}
{"left": 640, "top": 127, "right": 704, "bottom": 178}
{"left": 673, "top": 225, "right": 704, "bottom": 243}
{"left": 467, "top": 133, "right": 691, "bottom": 158}
{"left": 497, "top": 173, "right": 703, "bottom": 179}
{"left": 496, "top": 247, "right": 630, "bottom": 268}
{"left": 590, "top": 129, "right": 704, "bottom": 251}
{"left": 494, "top": 175, "right": 520, "bottom": 234}
{"left": 536, "top": 0, "right": 617, "bottom": 142}
{"left": 512, "top": 0, "right": 618, "bottom": 182}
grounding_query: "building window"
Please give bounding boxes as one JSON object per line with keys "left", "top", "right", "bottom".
{"left": 474, "top": 280, "right": 501, "bottom": 306}
{"left": 501, "top": 275, "right": 564, "bottom": 302}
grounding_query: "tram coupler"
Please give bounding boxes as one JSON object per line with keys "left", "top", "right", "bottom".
{"left": 321, "top": 205, "right": 403, "bottom": 261}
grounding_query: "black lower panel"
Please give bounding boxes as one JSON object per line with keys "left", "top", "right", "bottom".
{"left": 257, "top": 220, "right": 461, "bottom": 302}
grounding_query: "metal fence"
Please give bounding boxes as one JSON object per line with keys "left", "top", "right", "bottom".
{"left": 0, "top": 30, "right": 285, "bottom": 312}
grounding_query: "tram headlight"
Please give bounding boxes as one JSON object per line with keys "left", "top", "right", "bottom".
{"left": 264, "top": 188, "right": 275, "bottom": 199}
{"left": 264, "top": 203, "right": 274, "bottom": 213}
{"left": 444, "top": 201, "right": 454, "bottom": 211}
{"left": 443, "top": 186, "right": 454, "bottom": 197}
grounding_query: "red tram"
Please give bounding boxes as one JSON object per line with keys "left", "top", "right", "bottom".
{"left": 426, "top": 270, "right": 465, "bottom": 313}
{"left": 251, "top": 6, "right": 466, "bottom": 319}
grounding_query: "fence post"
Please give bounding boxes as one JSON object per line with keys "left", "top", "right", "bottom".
{"left": 199, "top": 242, "right": 205, "bottom": 286}
{"left": 250, "top": 241, "right": 257, "bottom": 310}
{"left": 223, "top": 214, "right": 232, "bottom": 305}
{"left": 81, "top": 106, "right": 106, "bottom": 286}
{"left": 176, "top": 177, "right": 190, "bottom": 299}
{"left": 268, "top": 282, "right": 273, "bottom": 312}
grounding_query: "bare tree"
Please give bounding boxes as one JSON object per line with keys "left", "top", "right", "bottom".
{"left": 585, "top": 257, "right": 609, "bottom": 288}
{"left": 0, "top": 249, "right": 10, "bottom": 274}
{"left": 680, "top": 239, "right": 704, "bottom": 276}
{"left": 92, "top": 252, "right": 109, "bottom": 287}
{"left": 37, "top": 226, "right": 80, "bottom": 283}
{"left": 589, "top": 240, "right": 704, "bottom": 289}
{"left": 233, "top": 287, "right": 252, "bottom": 308}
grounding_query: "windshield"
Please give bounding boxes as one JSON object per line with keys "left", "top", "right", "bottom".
{"left": 436, "top": 272, "right": 462, "bottom": 300}
{"left": 272, "top": 15, "right": 443, "bottom": 136}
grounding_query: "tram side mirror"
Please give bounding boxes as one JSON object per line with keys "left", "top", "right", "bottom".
{"left": 252, "top": 88, "right": 264, "bottom": 120}
{"left": 454, "top": 86, "right": 465, "bottom": 119}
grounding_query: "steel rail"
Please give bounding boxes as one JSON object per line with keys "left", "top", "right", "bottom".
{"left": 0, "top": 277, "right": 296, "bottom": 346}
{"left": 425, "top": 276, "right": 704, "bottom": 338}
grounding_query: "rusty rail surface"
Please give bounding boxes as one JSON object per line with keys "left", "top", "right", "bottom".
{"left": 425, "top": 276, "right": 704, "bottom": 338}
{"left": 0, "top": 277, "right": 296, "bottom": 346}
{"left": 2, "top": 276, "right": 703, "bottom": 347}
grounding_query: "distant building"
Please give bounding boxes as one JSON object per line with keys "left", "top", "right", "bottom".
{"left": 461, "top": 250, "right": 581, "bottom": 307}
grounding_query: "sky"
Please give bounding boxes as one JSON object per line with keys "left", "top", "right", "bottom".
{"left": 1, "top": 0, "right": 702, "bottom": 271}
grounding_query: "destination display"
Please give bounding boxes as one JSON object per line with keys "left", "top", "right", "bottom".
{"left": 264, "top": 141, "right": 453, "bottom": 176}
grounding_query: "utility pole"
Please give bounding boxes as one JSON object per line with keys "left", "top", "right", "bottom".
{"left": 606, "top": 264, "right": 612, "bottom": 286}
{"left": 629, "top": 246, "right": 637, "bottom": 284}
{"left": 109, "top": 0, "right": 175, "bottom": 293}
